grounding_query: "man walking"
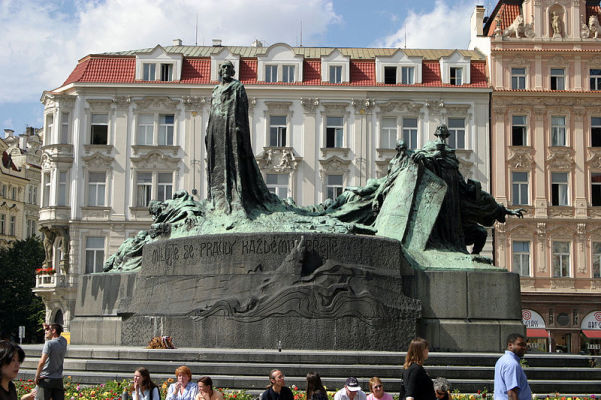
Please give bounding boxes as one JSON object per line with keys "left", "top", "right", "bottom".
{"left": 494, "top": 333, "right": 531, "bottom": 400}
{"left": 34, "top": 323, "right": 67, "bottom": 400}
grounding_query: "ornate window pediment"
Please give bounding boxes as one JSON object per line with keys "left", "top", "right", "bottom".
{"left": 85, "top": 99, "right": 112, "bottom": 112}
{"left": 133, "top": 96, "right": 179, "bottom": 111}
{"left": 321, "top": 49, "right": 350, "bottom": 83}
{"left": 256, "top": 43, "right": 304, "bottom": 83}
{"left": 257, "top": 147, "right": 302, "bottom": 174}
{"left": 264, "top": 101, "right": 293, "bottom": 117}
{"left": 508, "top": 146, "right": 535, "bottom": 169}
{"left": 300, "top": 98, "right": 320, "bottom": 113}
{"left": 319, "top": 155, "right": 351, "bottom": 181}
{"left": 130, "top": 150, "right": 179, "bottom": 169}
{"left": 375, "top": 50, "right": 423, "bottom": 84}
{"left": 82, "top": 152, "right": 114, "bottom": 169}
{"left": 322, "top": 102, "right": 350, "bottom": 115}
{"left": 546, "top": 147, "right": 574, "bottom": 170}
{"left": 439, "top": 51, "right": 471, "bottom": 85}
{"left": 210, "top": 47, "right": 240, "bottom": 82}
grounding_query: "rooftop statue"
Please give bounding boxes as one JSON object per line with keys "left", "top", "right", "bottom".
{"left": 104, "top": 70, "right": 524, "bottom": 272}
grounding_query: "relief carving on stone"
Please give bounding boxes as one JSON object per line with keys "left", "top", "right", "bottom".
{"left": 577, "top": 223, "right": 587, "bottom": 274}
{"left": 503, "top": 15, "right": 526, "bottom": 38}
{"left": 588, "top": 208, "right": 601, "bottom": 218}
{"left": 299, "top": 97, "right": 320, "bottom": 113}
{"left": 351, "top": 98, "right": 375, "bottom": 113}
{"left": 537, "top": 222, "right": 547, "bottom": 273}
{"left": 264, "top": 101, "right": 293, "bottom": 119}
{"left": 379, "top": 100, "right": 422, "bottom": 114}
{"left": 182, "top": 96, "right": 210, "bottom": 112}
{"left": 546, "top": 147, "right": 574, "bottom": 170}
{"left": 548, "top": 207, "right": 574, "bottom": 217}
{"left": 112, "top": 96, "right": 131, "bottom": 108}
{"left": 134, "top": 96, "right": 179, "bottom": 111}
{"left": 130, "top": 150, "right": 179, "bottom": 169}
{"left": 318, "top": 155, "right": 351, "bottom": 182}
{"left": 508, "top": 147, "right": 535, "bottom": 169}
{"left": 586, "top": 148, "right": 601, "bottom": 169}
{"left": 82, "top": 152, "right": 114, "bottom": 169}
{"left": 586, "top": 15, "right": 601, "bottom": 39}
{"left": 322, "top": 102, "right": 350, "bottom": 115}
{"left": 257, "top": 147, "right": 301, "bottom": 174}
{"left": 550, "top": 278, "right": 575, "bottom": 289}
{"left": 86, "top": 99, "right": 113, "bottom": 112}
{"left": 548, "top": 55, "right": 565, "bottom": 66}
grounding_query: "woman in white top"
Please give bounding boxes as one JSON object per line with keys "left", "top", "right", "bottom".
{"left": 166, "top": 366, "right": 198, "bottom": 400}
{"left": 132, "top": 367, "right": 160, "bottom": 400}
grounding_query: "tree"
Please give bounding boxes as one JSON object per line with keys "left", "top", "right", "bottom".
{"left": 0, "top": 237, "right": 45, "bottom": 343}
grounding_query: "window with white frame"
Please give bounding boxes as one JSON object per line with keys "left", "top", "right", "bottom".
{"left": 85, "top": 237, "right": 105, "bottom": 274}
{"left": 384, "top": 66, "right": 397, "bottom": 84}
{"left": 550, "top": 68, "right": 565, "bottom": 90}
{"left": 282, "top": 65, "right": 295, "bottom": 83}
{"left": 90, "top": 113, "right": 108, "bottom": 145}
{"left": 380, "top": 118, "right": 397, "bottom": 149}
{"left": 402, "top": 118, "right": 418, "bottom": 150}
{"left": 265, "top": 65, "right": 278, "bottom": 83}
{"left": 157, "top": 173, "right": 173, "bottom": 201}
{"left": 592, "top": 117, "right": 601, "bottom": 147}
{"left": 87, "top": 172, "right": 106, "bottom": 207}
{"left": 136, "top": 172, "right": 153, "bottom": 207}
{"left": 43, "top": 172, "right": 50, "bottom": 207}
{"left": 0, "top": 185, "right": 5, "bottom": 198}
{"left": 9, "top": 216, "right": 15, "bottom": 236}
{"left": 511, "top": 68, "right": 526, "bottom": 90}
{"left": 60, "top": 112, "right": 69, "bottom": 144}
{"left": 57, "top": 171, "right": 68, "bottom": 206}
{"left": 593, "top": 242, "right": 601, "bottom": 278}
{"left": 11, "top": 187, "right": 16, "bottom": 201}
{"left": 160, "top": 63, "right": 173, "bottom": 81}
{"left": 326, "top": 116, "right": 344, "bottom": 148}
{"left": 551, "top": 172, "right": 569, "bottom": 206}
{"left": 266, "top": 174, "right": 289, "bottom": 199}
{"left": 137, "top": 114, "right": 154, "bottom": 145}
{"left": 450, "top": 67, "right": 463, "bottom": 85}
{"left": 591, "top": 69, "right": 601, "bottom": 90}
{"left": 551, "top": 116, "right": 566, "bottom": 146}
{"left": 401, "top": 66, "right": 414, "bottom": 84}
{"left": 143, "top": 63, "right": 156, "bottom": 81}
{"left": 28, "top": 186, "right": 37, "bottom": 205}
{"left": 26, "top": 219, "right": 36, "bottom": 238}
{"left": 0, "top": 215, "right": 5, "bottom": 235}
{"left": 447, "top": 118, "right": 465, "bottom": 149}
{"left": 592, "top": 173, "right": 601, "bottom": 206}
{"left": 329, "top": 66, "right": 342, "bottom": 84}
{"left": 326, "top": 175, "right": 343, "bottom": 200}
{"left": 269, "top": 116, "right": 287, "bottom": 147}
{"left": 512, "top": 115, "right": 527, "bottom": 146}
{"left": 512, "top": 241, "right": 530, "bottom": 276}
{"left": 158, "top": 114, "right": 174, "bottom": 145}
{"left": 45, "top": 114, "right": 53, "bottom": 145}
{"left": 552, "top": 241, "right": 570, "bottom": 277}
{"left": 512, "top": 171, "right": 529, "bottom": 206}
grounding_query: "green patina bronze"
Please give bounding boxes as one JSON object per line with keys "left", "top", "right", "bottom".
{"left": 104, "top": 65, "right": 524, "bottom": 273}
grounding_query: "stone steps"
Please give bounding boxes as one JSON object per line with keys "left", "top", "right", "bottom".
{"left": 17, "top": 345, "right": 601, "bottom": 395}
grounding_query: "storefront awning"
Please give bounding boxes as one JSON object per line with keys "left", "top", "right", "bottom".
{"left": 582, "top": 330, "right": 601, "bottom": 338}
{"left": 526, "top": 328, "right": 548, "bottom": 338}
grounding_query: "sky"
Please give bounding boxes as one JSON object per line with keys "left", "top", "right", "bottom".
{"left": 0, "top": 0, "right": 490, "bottom": 137}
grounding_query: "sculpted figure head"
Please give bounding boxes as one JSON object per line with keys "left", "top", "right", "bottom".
{"left": 219, "top": 61, "right": 235, "bottom": 82}
{"left": 434, "top": 124, "right": 450, "bottom": 142}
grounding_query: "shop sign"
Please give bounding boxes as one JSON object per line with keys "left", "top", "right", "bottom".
{"left": 581, "top": 311, "right": 601, "bottom": 330}
{"left": 522, "top": 309, "right": 545, "bottom": 328}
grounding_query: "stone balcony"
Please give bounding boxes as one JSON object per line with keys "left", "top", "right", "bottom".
{"left": 34, "top": 273, "right": 70, "bottom": 289}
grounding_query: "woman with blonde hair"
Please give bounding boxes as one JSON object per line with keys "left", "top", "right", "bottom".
{"left": 366, "top": 377, "right": 392, "bottom": 400}
{"left": 402, "top": 338, "right": 435, "bottom": 400}
{"left": 166, "top": 366, "right": 198, "bottom": 400}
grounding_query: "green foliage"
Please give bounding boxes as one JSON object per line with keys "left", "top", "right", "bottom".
{"left": 0, "top": 237, "right": 45, "bottom": 343}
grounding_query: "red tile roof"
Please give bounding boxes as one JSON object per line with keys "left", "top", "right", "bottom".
{"left": 58, "top": 55, "right": 489, "bottom": 89}
{"left": 486, "top": 3, "right": 521, "bottom": 37}
{"left": 587, "top": 5, "right": 601, "bottom": 21}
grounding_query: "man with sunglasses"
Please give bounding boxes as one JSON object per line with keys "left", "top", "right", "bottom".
{"left": 34, "top": 324, "right": 67, "bottom": 400}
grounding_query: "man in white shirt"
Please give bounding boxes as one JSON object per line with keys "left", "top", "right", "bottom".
{"left": 334, "top": 377, "right": 367, "bottom": 400}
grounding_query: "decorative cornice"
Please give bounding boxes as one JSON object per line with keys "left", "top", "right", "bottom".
{"left": 182, "top": 96, "right": 210, "bottom": 112}
{"left": 264, "top": 101, "right": 293, "bottom": 117}
{"left": 112, "top": 96, "right": 131, "bottom": 108}
{"left": 85, "top": 99, "right": 113, "bottom": 112}
{"left": 321, "top": 102, "right": 349, "bottom": 115}
{"left": 546, "top": 147, "right": 575, "bottom": 170}
{"left": 133, "top": 96, "right": 179, "bottom": 111}
{"left": 351, "top": 98, "right": 375, "bottom": 113}
{"left": 318, "top": 155, "right": 351, "bottom": 174}
{"left": 130, "top": 150, "right": 179, "bottom": 169}
{"left": 300, "top": 97, "right": 320, "bottom": 114}
{"left": 508, "top": 146, "right": 535, "bottom": 169}
{"left": 81, "top": 152, "right": 114, "bottom": 169}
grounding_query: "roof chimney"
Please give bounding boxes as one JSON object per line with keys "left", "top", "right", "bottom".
{"left": 251, "top": 39, "right": 263, "bottom": 48}
{"left": 25, "top": 127, "right": 34, "bottom": 136}
{"left": 212, "top": 39, "right": 222, "bottom": 47}
{"left": 4, "top": 129, "right": 14, "bottom": 137}
{"left": 173, "top": 39, "right": 182, "bottom": 46}
{"left": 472, "top": 5, "right": 485, "bottom": 36}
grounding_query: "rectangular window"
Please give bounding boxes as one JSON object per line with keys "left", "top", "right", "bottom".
{"left": 591, "top": 69, "right": 601, "bottom": 90}
{"left": 0, "top": 215, "right": 4, "bottom": 235}
{"left": 143, "top": 63, "right": 156, "bottom": 80}
{"left": 137, "top": 114, "right": 154, "bottom": 145}
{"left": 380, "top": 118, "right": 397, "bottom": 149}
{"left": 11, "top": 187, "right": 16, "bottom": 201}
{"left": 269, "top": 116, "right": 287, "bottom": 147}
{"left": 27, "top": 220, "right": 36, "bottom": 238}
{"left": 60, "top": 112, "right": 69, "bottom": 144}
{"left": 160, "top": 63, "right": 172, "bottom": 81}
{"left": 326, "top": 175, "right": 343, "bottom": 200}
{"left": 450, "top": 67, "right": 462, "bottom": 85}
{"left": 512, "top": 115, "right": 527, "bottom": 146}
{"left": 511, "top": 68, "right": 526, "bottom": 89}
{"left": 265, "top": 65, "right": 278, "bottom": 83}
{"left": 90, "top": 113, "right": 108, "bottom": 145}
{"left": 401, "top": 66, "right": 414, "bottom": 84}
{"left": 85, "top": 237, "right": 105, "bottom": 274}
{"left": 593, "top": 242, "right": 601, "bottom": 278}
{"left": 592, "top": 173, "right": 601, "bottom": 206}
{"left": 0, "top": 185, "right": 5, "bottom": 198}
{"left": 266, "top": 174, "right": 289, "bottom": 199}
{"left": 592, "top": 117, "right": 601, "bottom": 147}
{"left": 326, "top": 116, "right": 344, "bottom": 148}
{"left": 136, "top": 172, "right": 153, "bottom": 207}
{"left": 43, "top": 172, "right": 51, "bottom": 207}
{"left": 58, "top": 171, "right": 68, "bottom": 206}
{"left": 158, "top": 114, "right": 174, "bottom": 145}
{"left": 329, "top": 65, "right": 342, "bottom": 84}
{"left": 157, "top": 173, "right": 173, "bottom": 202}
{"left": 551, "top": 68, "right": 565, "bottom": 90}
{"left": 552, "top": 241, "right": 570, "bottom": 277}
{"left": 282, "top": 65, "right": 295, "bottom": 83}
{"left": 551, "top": 116, "right": 566, "bottom": 146}
{"left": 402, "top": 118, "right": 418, "bottom": 150}
{"left": 512, "top": 241, "right": 530, "bottom": 276}
{"left": 88, "top": 172, "right": 106, "bottom": 207}
{"left": 45, "top": 114, "right": 53, "bottom": 145}
{"left": 512, "top": 172, "right": 529, "bottom": 206}
{"left": 384, "top": 66, "right": 397, "bottom": 84}
{"left": 551, "top": 172, "right": 569, "bottom": 206}
{"left": 447, "top": 118, "right": 465, "bottom": 149}
{"left": 9, "top": 216, "right": 15, "bottom": 236}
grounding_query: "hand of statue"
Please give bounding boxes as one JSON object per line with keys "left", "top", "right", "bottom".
{"left": 507, "top": 208, "right": 526, "bottom": 218}
{"left": 411, "top": 151, "right": 425, "bottom": 163}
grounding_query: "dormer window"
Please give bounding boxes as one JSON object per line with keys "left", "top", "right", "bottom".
{"left": 450, "top": 67, "right": 463, "bottom": 85}
{"left": 330, "top": 66, "right": 343, "bottom": 84}
{"left": 282, "top": 65, "right": 295, "bottom": 83}
{"left": 439, "top": 51, "right": 470, "bottom": 85}
{"left": 375, "top": 50, "right": 422, "bottom": 85}
{"left": 321, "top": 49, "right": 350, "bottom": 84}
{"left": 265, "top": 65, "right": 278, "bottom": 83}
{"left": 143, "top": 63, "right": 156, "bottom": 80}
{"left": 160, "top": 64, "right": 173, "bottom": 81}
{"left": 384, "top": 67, "right": 397, "bottom": 84}
{"left": 135, "top": 45, "right": 183, "bottom": 81}
{"left": 257, "top": 43, "right": 304, "bottom": 83}
{"left": 401, "top": 67, "right": 414, "bottom": 84}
